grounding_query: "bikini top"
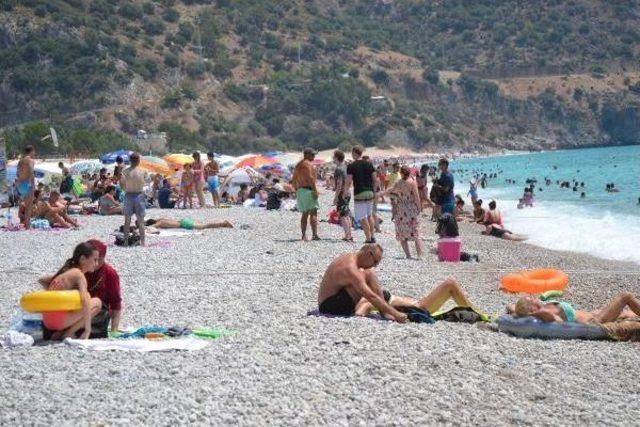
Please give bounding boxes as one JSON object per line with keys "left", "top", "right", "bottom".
{"left": 48, "top": 276, "right": 66, "bottom": 291}
{"left": 549, "top": 300, "right": 576, "bottom": 323}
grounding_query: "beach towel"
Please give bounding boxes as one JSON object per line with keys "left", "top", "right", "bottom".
{"left": 154, "top": 230, "right": 203, "bottom": 237}
{"left": 64, "top": 337, "right": 210, "bottom": 352}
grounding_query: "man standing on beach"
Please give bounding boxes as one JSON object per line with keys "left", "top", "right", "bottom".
{"left": 204, "top": 152, "right": 220, "bottom": 208}
{"left": 433, "top": 158, "right": 455, "bottom": 215}
{"left": 318, "top": 244, "right": 407, "bottom": 322}
{"left": 120, "top": 152, "right": 146, "bottom": 246}
{"left": 292, "top": 147, "right": 320, "bottom": 241}
{"left": 333, "top": 150, "right": 353, "bottom": 241}
{"left": 346, "top": 146, "right": 378, "bottom": 243}
{"left": 16, "top": 145, "right": 36, "bottom": 229}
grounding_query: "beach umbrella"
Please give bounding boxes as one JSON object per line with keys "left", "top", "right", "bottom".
{"left": 140, "top": 156, "right": 174, "bottom": 176}
{"left": 311, "top": 158, "right": 326, "bottom": 167}
{"left": 100, "top": 150, "right": 131, "bottom": 164}
{"left": 234, "top": 154, "right": 277, "bottom": 169}
{"left": 163, "top": 153, "right": 194, "bottom": 167}
{"left": 70, "top": 159, "right": 103, "bottom": 175}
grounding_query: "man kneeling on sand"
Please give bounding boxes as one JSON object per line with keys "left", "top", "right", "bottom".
{"left": 318, "top": 244, "right": 477, "bottom": 322}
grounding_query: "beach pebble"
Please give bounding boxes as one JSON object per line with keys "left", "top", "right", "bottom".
{"left": 0, "top": 194, "right": 639, "bottom": 425}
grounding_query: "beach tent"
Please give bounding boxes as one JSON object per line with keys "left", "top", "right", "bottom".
{"left": 219, "top": 167, "right": 263, "bottom": 197}
{"left": 100, "top": 150, "right": 131, "bottom": 164}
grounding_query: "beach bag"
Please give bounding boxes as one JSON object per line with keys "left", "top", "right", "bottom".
{"left": 114, "top": 232, "right": 141, "bottom": 247}
{"left": 328, "top": 209, "right": 340, "bottom": 225}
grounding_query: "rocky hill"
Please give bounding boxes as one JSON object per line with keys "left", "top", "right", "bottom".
{"left": 1, "top": 0, "right": 640, "bottom": 155}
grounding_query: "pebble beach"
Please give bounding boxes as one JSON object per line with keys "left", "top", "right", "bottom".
{"left": 1, "top": 193, "right": 639, "bottom": 426}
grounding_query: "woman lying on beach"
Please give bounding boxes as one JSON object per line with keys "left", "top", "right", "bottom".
{"left": 481, "top": 224, "right": 527, "bottom": 241}
{"left": 354, "top": 278, "right": 481, "bottom": 318}
{"left": 144, "top": 217, "right": 233, "bottom": 231}
{"left": 38, "top": 243, "right": 103, "bottom": 340}
{"left": 509, "top": 293, "right": 640, "bottom": 324}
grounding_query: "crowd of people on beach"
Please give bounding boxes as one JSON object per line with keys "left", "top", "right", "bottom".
{"left": 6, "top": 143, "right": 640, "bottom": 342}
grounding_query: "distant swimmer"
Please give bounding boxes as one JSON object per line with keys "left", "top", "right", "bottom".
{"left": 581, "top": 192, "right": 586, "bottom": 198}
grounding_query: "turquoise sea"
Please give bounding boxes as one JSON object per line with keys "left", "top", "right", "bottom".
{"left": 451, "top": 145, "right": 640, "bottom": 264}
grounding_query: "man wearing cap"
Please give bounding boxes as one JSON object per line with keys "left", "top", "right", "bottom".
{"left": 292, "top": 147, "right": 320, "bottom": 241}
{"left": 85, "top": 239, "right": 123, "bottom": 332}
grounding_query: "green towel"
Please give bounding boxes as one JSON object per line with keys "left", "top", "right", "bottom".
{"left": 192, "top": 327, "right": 236, "bottom": 339}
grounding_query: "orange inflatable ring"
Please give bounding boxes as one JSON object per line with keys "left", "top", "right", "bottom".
{"left": 500, "top": 269, "right": 569, "bottom": 294}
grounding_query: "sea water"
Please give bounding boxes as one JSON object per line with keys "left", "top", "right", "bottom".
{"left": 450, "top": 145, "right": 640, "bottom": 265}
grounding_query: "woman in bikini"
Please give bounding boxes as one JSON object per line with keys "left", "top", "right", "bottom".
{"left": 510, "top": 293, "right": 640, "bottom": 324}
{"left": 191, "top": 152, "right": 206, "bottom": 208}
{"left": 38, "top": 243, "right": 103, "bottom": 340}
{"left": 98, "top": 185, "right": 123, "bottom": 215}
{"left": 181, "top": 163, "right": 194, "bottom": 209}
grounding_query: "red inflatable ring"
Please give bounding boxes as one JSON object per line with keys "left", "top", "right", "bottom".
{"left": 500, "top": 268, "right": 569, "bottom": 294}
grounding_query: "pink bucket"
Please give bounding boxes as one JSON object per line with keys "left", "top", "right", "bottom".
{"left": 438, "top": 238, "right": 461, "bottom": 262}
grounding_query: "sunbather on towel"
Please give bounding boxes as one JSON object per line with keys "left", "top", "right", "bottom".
{"left": 509, "top": 293, "right": 640, "bottom": 324}
{"left": 318, "top": 245, "right": 477, "bottom": 321}
{"left": 144, "top": 217, "right": 233, "bottom": 231}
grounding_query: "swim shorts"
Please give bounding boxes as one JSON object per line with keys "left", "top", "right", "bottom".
{"left": 319, "top": 288, "right": 391, "bottom": 316}
{"left": 123, "top": 192, "right": 146, "bottom": 218}
{"left": 207, "top": 176, "right": 219, "bottom": 192}
{"left": 179, "top": 218, "right": 195, "bottom": 230}
{"left": 296, "top": 188, "right": 319, "bottom": 213}
{"left": 353, "top": 200, "right": 374, "bottom": 221}
{"left": 336, "top": 195, "right": 351, "bottom": 218}
{"left": 16, "top": 181, "right": 33, "bottom": 199}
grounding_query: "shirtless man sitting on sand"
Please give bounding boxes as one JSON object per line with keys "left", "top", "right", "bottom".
{"left": 318, "top": 244, "right": 477, "bottom": 321}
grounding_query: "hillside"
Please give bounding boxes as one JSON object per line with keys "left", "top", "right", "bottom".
{"left": 1, "top": 0, "right": 640, "bottom": 155}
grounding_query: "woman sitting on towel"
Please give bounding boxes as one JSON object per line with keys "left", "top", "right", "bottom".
{"left": 38, "top": 243, "right": 103, "bottom": 340}
{"left": 98, "top": 185, "right": 123, "bottom": 216}
{"left": 510, "top": 294, "right": 640, "bottom": 324}
{"left": 144, "top": 217, "right": 233, "bottom": 231}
